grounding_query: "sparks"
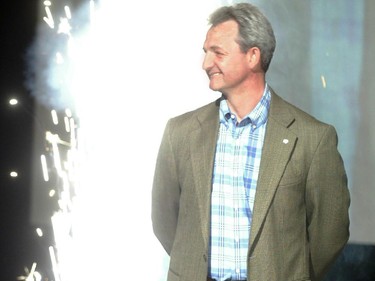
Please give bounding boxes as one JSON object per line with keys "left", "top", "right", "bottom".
{"left": 16, "top": 263, "right": 41, "bottom": 281}
{"left": 58, "top": 17, "right": 72, "bottom": 36}
{"left": 43, "top": 5, "right": 54, "bottom": 29}
{"left": 40, "top": 154, "right": 49, "bottom": 182}
{"left": 51, "top": 109, "right": 59, "bottom": 125}
{"left": 36, "top": 228, "right": 44, "bottom": 237}
{"left": 64, "top": 5, "right": 72, "bottom": 19}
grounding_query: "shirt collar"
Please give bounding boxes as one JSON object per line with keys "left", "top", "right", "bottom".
{"left": 219, "top": 84, "right": 271, "bottom": 128}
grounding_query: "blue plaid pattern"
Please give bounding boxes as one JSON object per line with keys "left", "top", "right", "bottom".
{"left": 209, "top": 86, "right": 271, "bottom": 281}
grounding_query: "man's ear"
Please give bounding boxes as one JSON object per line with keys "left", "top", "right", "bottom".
{"left": 247, "top": 47, "right": 262, "bottom": 70}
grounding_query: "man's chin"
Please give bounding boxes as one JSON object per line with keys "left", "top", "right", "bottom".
{"left": 209, "top": 83, "right": 221, "bottom": 92}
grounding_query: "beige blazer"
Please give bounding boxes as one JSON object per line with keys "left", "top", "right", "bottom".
{"left": 152, "top": 91, "right": 350, "bottom": 281}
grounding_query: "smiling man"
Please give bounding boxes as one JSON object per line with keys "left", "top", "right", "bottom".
{"left": 152, "top": 3, "right": 350, "bottom": 281}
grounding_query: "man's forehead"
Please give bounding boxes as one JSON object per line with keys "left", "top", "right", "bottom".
{"left": 203, "top": 20, "right": 239, "bottom": 49}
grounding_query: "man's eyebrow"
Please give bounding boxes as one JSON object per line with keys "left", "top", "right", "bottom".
{"left": 203, "top": 45, "right": 224, "bottom": 52}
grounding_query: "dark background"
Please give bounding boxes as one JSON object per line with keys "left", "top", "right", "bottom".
{"left": 0, "top": 0, "right": 41, "bottom": 280}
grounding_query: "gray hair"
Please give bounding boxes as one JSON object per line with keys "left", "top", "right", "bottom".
{"left": 208, "top": 3, "right": 276, "bottom": 72}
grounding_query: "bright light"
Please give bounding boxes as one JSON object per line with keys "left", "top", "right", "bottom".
{"left": 65, "top": 108, "right": 72, "bottom": 118}
{"left": 40, "top": 154, "right": 49, "bottom": 182}
{"left": 35, "top": 0, "right": 222, "bottom": 280}
{"left": 36, "top": 228, "right": 44, "bottom": 237}
{"left": 10, "top": 171, "right": 18, "bottom": 178}
{"left": 51, "top": 109, "right": 59, "bottom": 125}
{"left": 49, "top": 189, "right": 56, "bottom": 197}
{"left": 33, "top": 271, "right": 42, "bottom": 281}
{"left": 43, "top": 5, "right": 54, "bottom": 28}
{"left": 58, "top": 17, "right": 72, "bottom": 35}
{"left": 64, "top": 6, "right": 72, "bottom": 19}
{"left": 49, "top": 246, "right": 61, "bottom": 281}
{"left": 9, "top": 98, "right": 18, "bottom": 106}
{"left": 56, "top": 52, "right": 64, "bottom": 64}
{"left": 20, "top": 262, "right": 39, "bottom": 281}
{"left": 64, "top": 116, "right": 70, "bottom": 132}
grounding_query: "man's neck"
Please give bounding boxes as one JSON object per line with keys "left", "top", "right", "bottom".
{"left": 224, "top": 78, "right": 266, "bottom": 122}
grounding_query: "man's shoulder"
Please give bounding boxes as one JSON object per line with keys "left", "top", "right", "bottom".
{"left": 169, "top": 99, "right": 219, "bottom": 126}
{"left": 271, "top": 91, "right": 329, "bottom": 127}
{"left": 270, "top": 91, "right": 335, "bottom": 141}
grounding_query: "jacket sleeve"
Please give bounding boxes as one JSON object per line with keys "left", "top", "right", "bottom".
{"left": 151, "top": 120, "right": 180, "bottom": 255}
{"left": 306, "top": 125, "right": 350, "bottom": 281}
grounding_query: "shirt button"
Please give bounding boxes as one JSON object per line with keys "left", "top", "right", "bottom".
{"left": 231, "top": 114, "right": 235, "bottom": 119}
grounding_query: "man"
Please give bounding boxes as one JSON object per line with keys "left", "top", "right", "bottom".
{"left": 152, "top": 3, "right": 350, "bottom": 281}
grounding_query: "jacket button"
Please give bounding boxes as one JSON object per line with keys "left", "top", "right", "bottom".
{"left": 203, "top": 254, "right": 207, "bottom": 262}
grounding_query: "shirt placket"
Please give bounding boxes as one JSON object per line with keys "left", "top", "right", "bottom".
{"left": 232, "top": 126, "right": 245, "bottom": 280}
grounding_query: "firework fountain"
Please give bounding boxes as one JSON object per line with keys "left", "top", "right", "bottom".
{"left": 30, "top": 0, "right": 222, "bottom": 280}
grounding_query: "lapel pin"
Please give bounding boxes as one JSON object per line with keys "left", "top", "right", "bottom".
{"left": 283, "top": 139, "right": 289, "bottom": 144}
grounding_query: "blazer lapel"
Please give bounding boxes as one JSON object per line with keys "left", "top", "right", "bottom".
{"left": 189, "top": 101, "right": 220, "bottom": 249}
{"left": 249, "top": 93, "right": 297, "bottom": 249}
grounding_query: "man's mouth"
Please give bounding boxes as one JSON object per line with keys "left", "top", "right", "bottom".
{"left": 208, "top": 72, "right": 221, "bottom": 78}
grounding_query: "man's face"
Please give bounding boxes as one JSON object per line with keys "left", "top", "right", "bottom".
{"left": 202, "top": 20, "right": 251, "bottom": 95}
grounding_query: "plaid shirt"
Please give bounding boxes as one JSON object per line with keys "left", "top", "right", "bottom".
{"left": 209, "top": 85, "right": 271, "bottom": 281}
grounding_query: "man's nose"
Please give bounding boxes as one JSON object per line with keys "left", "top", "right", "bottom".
{"left": 202, "top": 52, "right": 213, "bottom": 71}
